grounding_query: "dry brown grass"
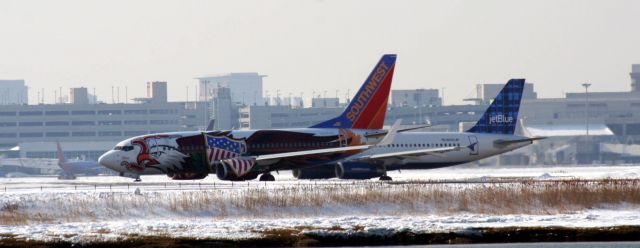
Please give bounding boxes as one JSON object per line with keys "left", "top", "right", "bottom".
{"left": 1, "top": 179, "right": 639, "bottom": 225}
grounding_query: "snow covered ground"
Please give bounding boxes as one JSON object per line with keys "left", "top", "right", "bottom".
{"left": 2, "top": 210, "right": 640, "bottom": 243}
{"left": 1, "top": 164, "right": 639, "bottom": 243}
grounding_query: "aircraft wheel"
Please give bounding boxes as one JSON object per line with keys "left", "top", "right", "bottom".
{"left": 379, "top": 175, "right": 392, "bottom": 181}
{"left": 259, "top": 173, "right": 275, "bottom": 181}
{"left": 134, "top": 177, "right": 142, "bottom": 182}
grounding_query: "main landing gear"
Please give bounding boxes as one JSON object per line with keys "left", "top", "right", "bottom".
{"left": 259, "top": 173, "right": 275, "bottom": 181}
{"left": 58, "top": 174, "right": 77, "bottom": 180}
{"left": 379, "top": 175, "right": 392, "bottom": 181}
{"left": 119, "top": 172, "right": 141, "bottom": 182}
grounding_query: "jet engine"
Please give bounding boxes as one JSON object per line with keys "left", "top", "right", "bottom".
{"left": 335, "top": 162, "right": 385, "bottom": 180}
{"left": 292, "top": 166, "right": 336, "bottom": 179}
{"left": 215, "top": 163, "right": 258, "bottom": 181}
{"left": 167, "top": 172, "right": 208, "bottom": 180}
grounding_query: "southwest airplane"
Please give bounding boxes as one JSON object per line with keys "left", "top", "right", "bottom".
{"left": 98, "top": 54, "right": 400, "bottom": 181}
{"left": 56, "top": 142, "right": 102, "bottom": 179}
{"left": 292, "top": 79, "right": 544, "bottom": 180}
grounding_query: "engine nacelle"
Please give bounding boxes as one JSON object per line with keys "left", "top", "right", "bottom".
{"left": 215, "top": 163, "right": 258, "bottom": 181}
{"left": 335, "top": 162, "right": 385, "bottom": 180}
{"left": 292, "top": 166, "right": 336, "bottom": 179}
{"left": 167, "top": 172, "right": 208, "bottom": 180}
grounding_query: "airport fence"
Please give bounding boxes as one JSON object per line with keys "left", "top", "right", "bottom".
{"left": 2, "top": 178, "right": 639, "bottom": 194}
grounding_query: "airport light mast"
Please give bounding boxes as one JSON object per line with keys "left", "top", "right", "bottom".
{"left": 582, "top": 83, "right": 591, "bottom": 141}
{"left": 582, "top": 83, "right": 592, "bottom": 163}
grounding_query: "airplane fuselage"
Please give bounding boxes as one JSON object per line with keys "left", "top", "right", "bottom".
{"left": 98, "top": 128, "right": 385, "bottom": 179}
{"left": 349, "top": 132, "right": 532, "bottom": 170}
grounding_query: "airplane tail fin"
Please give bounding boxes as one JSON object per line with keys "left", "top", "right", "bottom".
{"left": 56, "top": 141, "right": 67, "bottom": 165}
{"left": 467, "top": 79, "right": 525, "bottom": 135}
{"left": 310, "top": 54, "right": 397, "bottom": 129}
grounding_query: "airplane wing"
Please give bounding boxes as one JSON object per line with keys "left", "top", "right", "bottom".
{"left": 494, "top": 137, "right": 546, "bottom": 146}
{"left": 217, "top": 145, "right": 372, "bottom": 178}
{"left": 255, "top": 145, "right": 372, "bottom": 162}
{"left": 356, "top": 146, "right": 459, "bottom": 160}
{"left": 363, "top": 124, "right": 432, "bottom": 138}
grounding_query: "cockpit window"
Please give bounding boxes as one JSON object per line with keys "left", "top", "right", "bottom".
{"left": 114, "top": 145, "right": 134, "bottom": 151}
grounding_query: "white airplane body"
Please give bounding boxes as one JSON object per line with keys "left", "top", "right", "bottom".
{"left": 294, "top": 79, "right": 543, "bottom": 180}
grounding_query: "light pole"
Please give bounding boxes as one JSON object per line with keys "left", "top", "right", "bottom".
{"left": 582, "top": 83, "right": 592, "bottom": 163}
{"left": 582, "top": 83, "right": 591, "bottom": 141}
{"left": 203, "top": 80, "right": 209, "bottom": 130}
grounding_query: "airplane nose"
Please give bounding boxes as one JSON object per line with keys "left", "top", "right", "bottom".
{"left": 98, "top": 151, "right": 118, "bottom": 171}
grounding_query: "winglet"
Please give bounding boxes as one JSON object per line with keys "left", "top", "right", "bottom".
{"left": 377, "top": 119, "right": 402, "bottom": 147}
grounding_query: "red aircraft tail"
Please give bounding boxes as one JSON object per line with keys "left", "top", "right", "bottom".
{"left": 310, "top": 54, "right": 396, "bottom": 129}
{"left": 56, "top": 141, "right": 67, "bottom": 165}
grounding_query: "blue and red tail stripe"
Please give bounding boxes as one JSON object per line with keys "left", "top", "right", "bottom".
{"left": 311, "top": 54, "right": 397, "bottom": 130}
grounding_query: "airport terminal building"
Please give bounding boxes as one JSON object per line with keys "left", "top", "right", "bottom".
{"left": 0, "top": 82, "right": 206, "bottom": 161}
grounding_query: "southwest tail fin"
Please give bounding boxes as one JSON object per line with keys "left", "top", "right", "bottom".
{"left": 467, "top": 79, "right": 525, "bottom": 134}
{"left": 310, "top": 54, "right": 397, "bottom": 129}
{"left": 56, "top": 141, "right": 67, "bottom": 165}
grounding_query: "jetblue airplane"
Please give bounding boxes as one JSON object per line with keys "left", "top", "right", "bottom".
{"left": 293, "top": 79, "right": 544, "bottom": 180}
{"left": 98, "top": 54, "right": 400, "bottom": 181}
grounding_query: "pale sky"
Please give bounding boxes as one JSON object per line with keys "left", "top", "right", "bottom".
{"left": 1, "top": 0, "right": 639, "bottom": 105}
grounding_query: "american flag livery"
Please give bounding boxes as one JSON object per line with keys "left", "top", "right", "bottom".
{"left": 222, "top": 158, "right": 256, "bottom": 177}
{"left": 206, "top": 135, "right": 246, "bottom": 165}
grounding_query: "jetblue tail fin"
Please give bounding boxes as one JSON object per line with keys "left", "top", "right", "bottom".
{"left": 467, "top": 79, "right": 525, "bottom": 134}
{"left": 311, "top": 54, "right": 397, "bottom": 129}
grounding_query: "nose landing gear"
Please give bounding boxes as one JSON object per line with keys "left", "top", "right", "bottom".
{"left": 379, "top": 175, "right": 392, "bottom": 181}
